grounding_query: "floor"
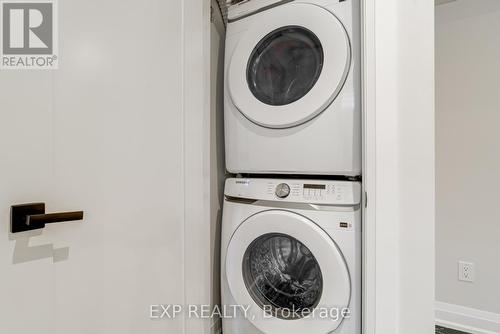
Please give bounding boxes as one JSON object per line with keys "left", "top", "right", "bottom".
{"left": 435, "top": 326, "right": 470, "bottom": 334}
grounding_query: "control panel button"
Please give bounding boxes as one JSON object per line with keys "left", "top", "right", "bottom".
{"left": 275, "top": 183, "right": 291, "bottom": 199}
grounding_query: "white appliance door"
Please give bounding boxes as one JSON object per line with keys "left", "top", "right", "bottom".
{"left": 227, "top": 3, "right": 351, "bottom": 128}
{"left": 225, "top": 210, "right": 350, "bottom": 334}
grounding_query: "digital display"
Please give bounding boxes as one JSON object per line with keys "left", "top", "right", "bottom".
{"left": 303, "top": 184, "right": 326, "bottom": 190}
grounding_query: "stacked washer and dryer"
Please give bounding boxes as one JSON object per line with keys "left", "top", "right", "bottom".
{"left": 221, "top": 0, "right": 362, "bottom": 333}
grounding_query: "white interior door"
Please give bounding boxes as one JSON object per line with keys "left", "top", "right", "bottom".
{"left": 0, "top": 1, "right": 204, "bottom": 333}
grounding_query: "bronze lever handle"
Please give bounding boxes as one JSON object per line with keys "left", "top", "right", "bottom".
{"left": 11, "top": 203, "right": 84, "bottom": 233}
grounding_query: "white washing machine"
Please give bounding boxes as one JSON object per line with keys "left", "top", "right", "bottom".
{"left": 224, "top": 0, "right": 361, "bottom": 176}
{"left": 221, "top": 178, "right": 361, "bottom": 334}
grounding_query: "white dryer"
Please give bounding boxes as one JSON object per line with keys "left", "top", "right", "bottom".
{"left": 221, "top": 178, "right": 361, "bottom": 334}
{"left": 224, "top": 0, "right": 361, "bottom": 176}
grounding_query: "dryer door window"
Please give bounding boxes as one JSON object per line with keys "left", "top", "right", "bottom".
{"left": 247, "top": 26, "right": 324, "bottom": 106}
{"left": 242, "top": 233, "right": 323, "bottom": 319}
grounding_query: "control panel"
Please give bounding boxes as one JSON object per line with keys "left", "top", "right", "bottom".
{"left": 225, "top": 178, "right": 361, "bottom": 206}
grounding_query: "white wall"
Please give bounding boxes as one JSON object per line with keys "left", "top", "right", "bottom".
{"left": 436, "top": 0, "right": 500, "bottom": 320}
{"left": 363, "top": 1, "right": 435, "bottom": 333}
{"left": 183, "top": 0, "right": 213, "bottom": 333}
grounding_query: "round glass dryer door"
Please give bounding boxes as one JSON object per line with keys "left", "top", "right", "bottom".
{"left": 247, "top": 26, "right": 324, "bottom": 107}
{"left": 228, "top": 3, "right": 351, "bottom": 128}
{"left": 225, "top": 210, "right": 350, "bottom": 334}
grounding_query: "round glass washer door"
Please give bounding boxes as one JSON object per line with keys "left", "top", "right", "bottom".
{"left": 226, "top": 210, "right": 350, "bottom": 334}
{"left": 227, "top": 3, "right": 351, "bottom": 128}
{"left": 242, "top": 232, "right": 323, "bottom": 320}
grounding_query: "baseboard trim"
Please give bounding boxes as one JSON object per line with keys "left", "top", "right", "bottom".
{"left": 436, "top": 301, "right": 500, "bottom": 334}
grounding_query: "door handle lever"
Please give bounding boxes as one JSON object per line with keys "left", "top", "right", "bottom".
{"left": 11, "top": 203, "right": 84, "bottom": 233}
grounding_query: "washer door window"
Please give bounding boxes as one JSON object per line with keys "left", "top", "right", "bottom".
{"left": 228, "top": 3, "right": 351, "bottom": 128}
{"left": 226, "top": 210, "right": 350, "bottom": 333}
{"left": 243, "top": 233, "right": 323, "bottom": 319}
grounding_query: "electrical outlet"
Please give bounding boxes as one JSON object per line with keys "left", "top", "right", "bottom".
{"left": 458, "top": 261, "right": 475, "bottom": 282}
